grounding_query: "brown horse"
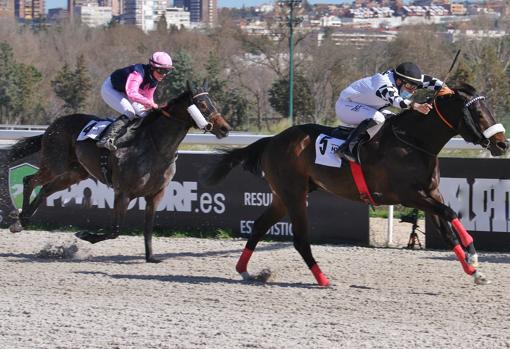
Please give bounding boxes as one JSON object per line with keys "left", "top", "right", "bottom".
{"left": 204, "top": 84, "right": 508, "bottom": 286}
{"left": 8, "top": 81, "right": 231, "bottom": 262}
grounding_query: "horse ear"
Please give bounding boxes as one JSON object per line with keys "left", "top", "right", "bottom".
{"left": 203, "top": 79, "right": 209, "bottom": 91}
{"left": 186, "top": 80, "right": 192, "bottom": 93}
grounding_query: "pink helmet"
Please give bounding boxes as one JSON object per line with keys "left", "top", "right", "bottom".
{"left": 149, "top": 51, "right": 173, "bottom": 69}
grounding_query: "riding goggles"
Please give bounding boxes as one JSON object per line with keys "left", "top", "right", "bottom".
{"left": 154, "top": 67, "right": 173, "bottom": 76}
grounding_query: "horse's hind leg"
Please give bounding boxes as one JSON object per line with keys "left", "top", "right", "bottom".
{"left": 236, "top": 195, "right": 287, "bottom": 278}
{"left": 266, "top": 173, "right": 330, "bottom": 287}
{"left": 285, "top": 192, "right": 330, "bottom": 287}
{"left": 19, "top": 167, "right": 88, "bottom": 227}
{"left": 19, "top": 167, "right": 54, "bottom": 220}
{"left": 10, "top": 166, "right": 57, "bottom": 232}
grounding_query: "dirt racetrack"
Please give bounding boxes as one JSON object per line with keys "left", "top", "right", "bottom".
{"left": 1, "top": 219, "right": 510, "bottom": 349}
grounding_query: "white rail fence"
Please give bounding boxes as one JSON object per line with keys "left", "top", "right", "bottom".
{"left": 0, "top": 125, "right": 504, "bottom": 246}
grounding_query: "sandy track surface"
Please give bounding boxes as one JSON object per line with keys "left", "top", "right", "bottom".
{"left": 1, "top": 224, "right": 510, "bottom": 349}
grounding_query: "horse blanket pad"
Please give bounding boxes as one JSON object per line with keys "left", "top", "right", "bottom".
{"left": 77, "top": 120, "right": 112, "bottom": 141}
{"left": 314, "top": 134, "right": 346, "bottom": 168}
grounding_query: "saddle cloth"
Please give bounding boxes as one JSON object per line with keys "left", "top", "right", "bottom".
{"left": 77, "top": 120, "right": 112, "bottom": 141}
{"left": 314, "top": 134, "right": 346, "bottom": 168}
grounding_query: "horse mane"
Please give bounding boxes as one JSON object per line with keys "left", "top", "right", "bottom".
{"left": 453, "top": 82, "right": 478, "bottom": 96}
{"left": 134, "top": 89, "right": 192, "bottom": 129}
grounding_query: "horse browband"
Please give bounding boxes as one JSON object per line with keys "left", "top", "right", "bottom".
{"left": 193, "top": 92, "right": 209, "bottom": 98}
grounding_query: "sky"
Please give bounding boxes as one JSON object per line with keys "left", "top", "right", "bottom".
{"left": 46, "top": 0, "right": 348, "bottom": 12}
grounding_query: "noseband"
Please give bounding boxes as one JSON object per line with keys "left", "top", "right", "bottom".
{"left": 190, "top": 91, "right": 217, "bottom": 132}
{"left": 433, "top": 94, "right": 505, "bottom": 147}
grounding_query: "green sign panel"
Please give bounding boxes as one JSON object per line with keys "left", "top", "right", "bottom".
{"left": 9, "top": 163, "right": 40, "bottom": 210}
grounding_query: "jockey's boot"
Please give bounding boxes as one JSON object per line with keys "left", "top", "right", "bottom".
{"left": 96, "top": 115, "right": 129, "bottom": 151}
{"left": 336, "top": 118, "right": 375, "bottom": 162}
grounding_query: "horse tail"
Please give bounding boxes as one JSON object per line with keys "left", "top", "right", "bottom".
{"left": 203, "top": 137, "right": 271, "bottom": 185}
{"left": 7, "top": 135, "right": 43, "bottom": 162}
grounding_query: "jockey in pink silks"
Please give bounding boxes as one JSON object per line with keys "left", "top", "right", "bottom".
{"left": 97, "top": 51, "right": 174, "bottom": 151}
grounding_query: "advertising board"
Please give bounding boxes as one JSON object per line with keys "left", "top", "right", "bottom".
{"left": 0, "top": 151, "right": 369, "bottom": 244}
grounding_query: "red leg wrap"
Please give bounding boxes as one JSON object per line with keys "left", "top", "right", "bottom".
{"left": 453, "top": 244, "right": 476, "bottom": 275}
{"left": 451, "top": 218, "right": 473, "bottom": 247}
{"left": 236, "top": 248, "right": 253, "bottom": 274}
{"left": 311, "top": 264, "right": 330, "bottom": 287}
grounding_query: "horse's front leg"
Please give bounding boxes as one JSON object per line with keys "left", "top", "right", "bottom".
{"left": 143, "top": 189, "right": 166, "bottom": 263}
{"left": 408, "top": 193, "right": 488, "bottom": 285}
{"left": 75, "top": 191, "right": 130, "bottom": 244}
{"left": 109, "top": 191, "right": 130, "bottom": 240}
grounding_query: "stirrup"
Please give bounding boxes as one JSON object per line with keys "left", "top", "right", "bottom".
{"left": 336, "top": 144, "right": 356, "bottom": 162}
{"left": 97, "top": 138, "right": 117, "bottom": 151}
{"left": 337, "top": 150, "right": 356, "bottom": 162}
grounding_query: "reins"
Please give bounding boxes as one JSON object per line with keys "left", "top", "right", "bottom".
{"left": 433, "top": 99, "right": 454, "bottom": 129}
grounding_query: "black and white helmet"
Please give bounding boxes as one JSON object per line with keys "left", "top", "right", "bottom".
{"left": 394, "top": 62, "right": 422, "bottom": 85}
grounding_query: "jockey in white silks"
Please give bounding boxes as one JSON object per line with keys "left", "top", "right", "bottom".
{"left": 97, "top": 51, "right": 174, "bottom": 151}
{"left": 334, "top": 62, "right": 445, "bottom": 161}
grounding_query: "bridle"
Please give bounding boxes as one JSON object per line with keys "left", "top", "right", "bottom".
{"left": 158, "top": 91, "right": 218, "bottom": 132}
{"left": 433, "top": 93, "right": 505, "bottom": 148}
{"left": 189, "top": 91, "right": 218, "bottom": 132}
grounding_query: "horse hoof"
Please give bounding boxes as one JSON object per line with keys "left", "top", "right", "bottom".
{"left": 473, "top": 271, "right": 490, "bottom": 285}
{"left": 146, "top": 258, "right": 162, "bottom": 263}
{"left": 468, "top": 253, "right": 479, "bottom": 268}
{"left": 9, "top": 221, "right": 23, "bottom": 233}
{"left": 319, "top": 280, "right": 331, "bottom": 288}
{"left": 75, "top": 231, "right": 104, "bottom": 244}
{"left": 239, "top": 271, "right": 252, "bottom": 281}
{"left": 8, "top": 209, "right": 20, "bottom": 219}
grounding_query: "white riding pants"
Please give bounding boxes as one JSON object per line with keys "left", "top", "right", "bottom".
{"left": 101, "top": 77, "right": 149, "bottom": 120}
{"left": 335, "top": 98, "right": 386, "bottom": 138}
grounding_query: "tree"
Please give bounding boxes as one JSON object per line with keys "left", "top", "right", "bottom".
{"left": 449, "top": 58, "right": 475, "bottom": 86}
{"left": 475, "top": 45, "right": 510, "bottom": 122}
{"left": 0, "top": 42, "right": 43, "bottom": 122}
{"left": 156, "top": 14, "right": 168, "bottom": 34}
{"left": 204, "top": 52, "right": 252, "bottom": 128}
{"left": 204, "top": 52, "right": 228, "bottom": 113}
{"left": 269, "top": 73, "right": 315, "bottom": 124}
{"left": 51, "top": 55, "right": 92, "bottom": 112}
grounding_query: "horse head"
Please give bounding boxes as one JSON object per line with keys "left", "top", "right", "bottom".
{"left": 185, "top": 80, "right": 231, "bottom": 138}
{"left": 434, "top": 83, "right": 508, "bottom": 156}
{"left": 159, "top": 80, "right": 231, "bottom": 138}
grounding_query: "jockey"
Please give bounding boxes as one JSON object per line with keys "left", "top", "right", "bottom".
{"left": 334, "top": 62, "right": 444, "bottom": 161}
{"left": 97, "top": 51, "right": 174, "bottom": 151}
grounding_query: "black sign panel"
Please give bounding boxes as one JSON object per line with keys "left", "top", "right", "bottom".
{"left": 426, "top": 158, "right": 510, "bottom": 251}
{"left": 0, "top": 150, "right": 369, "bottom": 244}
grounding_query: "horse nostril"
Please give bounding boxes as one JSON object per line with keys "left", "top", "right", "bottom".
{"left": 221, "top": 126, "right": 229, "bottom": 134}
{"left": 498, "top": 141, "right": 508, "bottom": 150}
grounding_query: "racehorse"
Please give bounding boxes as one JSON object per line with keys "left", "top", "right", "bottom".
{"left": 7, "top": 80, "right": 231, "bottom": 263}
{"left": 204, "top": 84, "right": 508, "bottom": 286}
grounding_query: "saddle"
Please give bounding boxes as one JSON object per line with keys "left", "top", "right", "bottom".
{"left": 329, "top": 125, "right": 354, "bottom": 140}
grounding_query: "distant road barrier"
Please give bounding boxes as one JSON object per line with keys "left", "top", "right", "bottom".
{"left": 0, "top": 124, "right": 497, "bottom": 149}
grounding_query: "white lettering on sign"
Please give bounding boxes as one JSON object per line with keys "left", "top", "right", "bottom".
{"left": 240, "top": 220, "right": 293, "bottom": 236}
{"left": 46, "top": 179, "right": 113, "bottom": 208}
{"left": 439, "top": 177, "right": 510, "bottom": 233}
{"left": 45, "top": 179, "right": 225, "bottom": 214}
{"left": 244, "top": 192, "right": 273, "bottom": 206}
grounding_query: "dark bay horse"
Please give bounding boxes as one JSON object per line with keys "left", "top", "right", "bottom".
{"left": 8, "top": 81, "right": 231, "bottom": 262}
{"left": 204, "top": 84, "right": 508, "bottom": 286}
